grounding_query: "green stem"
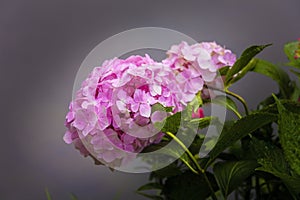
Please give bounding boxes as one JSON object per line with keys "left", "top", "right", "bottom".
{"left": 165, "top": 132, "right": 203, "bottom": 172}
{"left": 165, "top": 132, "right": 217, "bottom": 200}
{"left": 232, "top": 107, "right": 242, "bottom": 119}
{"left": 207, "top": 86, "right": 248, "bottom": 116}
{"left": 225, "top": 90, "right": 249, "bottom": 115}
{"left": 180, "top": 158, "right": 199, "bottom": 175}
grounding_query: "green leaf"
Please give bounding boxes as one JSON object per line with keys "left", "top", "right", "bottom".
{"left": 250, "top": 137, "right": 289, "bottom": 175}
{"left": 155, "top": 113, "right": 212, "bottom": 135}
{"left": 141, "top": 140, "right": 169, "bottom": 153}
{"left": 189, "top": 92, "right": 203, "bottom": 113}
{"left": 259, "top": 99, "right": 300, "bottom": 115}
{"left": 225, "top": 58, "right": 256, "bottom": 86}
{"left": 151, "top": 103, "right": 173, "bottom": 113}
{"left": 45, "top": 188, "right": 52, "bottom": 200}
{"left": 291, "top": 69, "right": 300, "bottom": 78}
{"left": 70, "top": 194, "right": 78, "bottom": 200}
{"left": 249, "top": 137, "right": 300, "bottom": 197}
{"left": 189, "top": 116, "right": 214, "bottom": 129}
{"left": 274, "top": 95, "right": 300, "bottom": 176}
{"left": 284, "top": 41, "right": 300, "bottom": 68}
{"left": 158, "top": 112, "right": 182, "bottom": 134}
{"left": 151, "top": 163, "right": 182, "bottom": 179}
{"left": 225, "top": 44, "right": 271, "bottom": 86}
{"left": 206, "top": 112, "right": 277, "bottom": 167}
{"left": 251, "top": 59, "right": 294, "bottom": 99}
{"left": 213, "top": 160, "right": 259, "bottom": 197}
{"left": 136, "top": 183, "right": 164, "bottom": 200}
{"left": 218, "top": 66, "right": 230, "bottom": 76}
{"left": 211, "top": 96, "right": 241, "bottom": 118}
{"left": 140, "top": 139, "right": 196, "bottom": 174}
{"left": 137, "top": 183, "right": 163, "bottom": 191}
{"left": 162, "top": 171, "right": 217, "bottom": 200}
{"left": 136, "top": 192, "right": 164, "bottom": 200}
{"left": 188, "top": 134, "right": 204, "bottom": 155}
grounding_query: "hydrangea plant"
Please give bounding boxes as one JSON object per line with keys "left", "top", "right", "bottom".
{"left": 62, "top": 39, "right": 300, "bottom": 200}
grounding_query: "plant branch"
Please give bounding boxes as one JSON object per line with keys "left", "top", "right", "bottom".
{"left": 225, "top": 89, "right": 249, "bottom": 115}
{"left": 207, "top": 86, "right": 248, "bottom": 116}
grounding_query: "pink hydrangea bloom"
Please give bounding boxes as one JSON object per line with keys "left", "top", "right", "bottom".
{"left": 64, "top": 42, "right": 236, "bottom": 168}
{"left": 64, "top": 55, "right": 194, "bottom": 168}
{"left": 163, "top": 41, "right": 236, "bottom": 101}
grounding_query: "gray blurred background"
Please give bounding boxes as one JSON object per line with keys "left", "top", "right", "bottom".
{"left": 1, "top": 0, "right": 300, "bottom": 199}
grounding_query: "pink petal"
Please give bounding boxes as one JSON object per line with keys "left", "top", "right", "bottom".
{"left": 139, "top": 103, "right": 151, "bottom": 118}
{"left": 63, "top": 131, "right": 74, "bottom": 144}
{"left": 131, "top": 103, "right": 139, "bottom": 113}
{"left": 116, "top": 100, "right": 127, "bottom": 112}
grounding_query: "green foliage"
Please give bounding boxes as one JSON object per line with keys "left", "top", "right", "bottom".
{"left": 137, "top": 41, "right": 300, "bottom": 200}
{"left": 218, "top": 66, "right": 230, "bottom": 76}
{"left": 206, "top": 112, "right": 277, "bottom": 167}
{"left": 45, "top": 188, "right": 52, "bottom": 200}
{"left": 49, "top": 40, "right": 299, "bottom": 200}
{"left": 211, "top": 96, "right": 240, "bottom": 118}
{"left": 250, "top": 137, "right": 300, "bottom": 198}
{"left": 70, "top": 194, "right": 78, "bottom": 200}
{"left": 134, "top": 41, "right": 300, "bottom": 200}
{"left": 161, "top": 171, "right": 218, "bottom": 200}
{"left": 252, "top": 59, "right": 296, "bottom": 99}
{"left": 213, "top": 160, "right": 259, "bottom": 198}
{"left": 137, "top": 182, "right": 163, "bottom": 192}
{"left": 250, "top": 137, "right": 289, "bottom": 176}
{"left": 225, "top": 44, "right": 271, "bottom": 87}
{"left": 158, "top": 112, "right": 182, "bottom": 134}
{"left": 274, "top": 96, "right": 300, "bottom": 176}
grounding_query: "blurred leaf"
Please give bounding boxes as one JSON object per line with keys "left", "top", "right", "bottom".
{"left": 284, "top": 41, "right": 300, "bottom": 68}
{"left": 162, "top": 171, "right": 217, "bottom": 200}
{"left": 188, "top": 134, "right": 204, "bottom": 155}
{"left": 181, "top": 93, "right": 202, "bottom": 122}
{"left": 136, "top": 183, "right": 164, "bottom": 200}
{"left": 136, "top": 192, "right": 164, "bottom": 200}
{"left": 189, "top": 116, "right": 214, "bottom": 129}
{"left": 137, "top": 183, "right": 163, "bottom": 191}
{"left": 217, "top": 152, "right": 238, "bottom": 161}
{"left": 45, "top": 188, "right": 52, "bottom": 200}
{"left": 141, "top": 140, "right": 169, "bottom": 153}
{"left": 290, "top": 69, "right": 300, "bottom": 78}
{"left": 140, "top": 138, "right": 196, "bottom": 174}
{"left": 251, "top": 59, "right": 295, "bottom": 99}
{"left": 213, "top": 160, "right": 259, "bottom": 198}
{"left": 190, "top": 92, "right": 203, "bottom": 113}
{"left": 70, "top": 193, "right": 78, "bottom": 200}
{"left": 206, "top": 112, "right": 277, "bottom": 168}
{"left": 151, "top": 163, "right": 182, "bottom": 179}
{"left": 274, "top": 95, "right": 300, "bottom": 176}
{"left": 225, "top": 44, "right": 271, "bottom": 86}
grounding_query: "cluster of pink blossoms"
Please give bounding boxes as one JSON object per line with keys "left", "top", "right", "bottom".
{"left": 163, "top": 41, "right": 236, "bottom": 101}
{"left": 64, "top": 41, "right": 236, "bottom": 168}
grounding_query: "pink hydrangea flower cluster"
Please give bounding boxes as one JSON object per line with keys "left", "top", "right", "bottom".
{"left": 163, "top": 41, "right": 236, "bottom": 101}
{"left": 64, "top": 41, "right": 236, "bottom": 168}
